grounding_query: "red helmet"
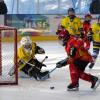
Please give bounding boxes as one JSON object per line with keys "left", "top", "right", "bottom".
{"left": 85, "top": 14, "right": 92, "bottom": 19}
{"left": 58, "top": 29, "right": 70, "bottom": 46}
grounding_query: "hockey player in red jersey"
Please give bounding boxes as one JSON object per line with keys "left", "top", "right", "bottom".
{"left": 83, "top": 14, "right": 92, "bottom": 36}
{"left": 56, "top": 29, "right": 100, "bottom": 91}
{"left": 83, "top": 14, "right": 93, "bottom": 50}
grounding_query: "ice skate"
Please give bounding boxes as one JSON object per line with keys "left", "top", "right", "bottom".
{"left": 91, "top": 76, "right": 100, "bottom": 90}
{"left": 67, "top": 83, "right": 79, "bottom": 91}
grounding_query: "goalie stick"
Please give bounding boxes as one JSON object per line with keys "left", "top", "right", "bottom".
{"left": 8, "top": 56, "right": 48, "bottom": 76}
{"left": 40, "top": 58, "right": 68, "bottom": 80}
{"left": 20, "top": 60, "right": 41, "bottom": 70}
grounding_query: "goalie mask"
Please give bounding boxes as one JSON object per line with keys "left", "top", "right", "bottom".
{"left": 20, "top": 36, "right": 32, "bottom": 51}
{"left": 58, "top": 29, "right": 70, "bottom": 46}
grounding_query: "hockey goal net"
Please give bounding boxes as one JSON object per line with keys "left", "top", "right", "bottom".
{"left": 0, "top": 25, "right": 18, "bottom": 85}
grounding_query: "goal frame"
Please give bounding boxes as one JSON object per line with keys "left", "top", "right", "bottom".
{"left": 0, "top": 25, "right": 18, "bottom": 85}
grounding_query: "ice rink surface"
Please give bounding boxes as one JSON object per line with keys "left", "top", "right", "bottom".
{"left": 0, "top": 41, "right": 100, "bottom": 100}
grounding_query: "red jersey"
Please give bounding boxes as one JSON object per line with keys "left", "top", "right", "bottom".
{"left": 65, "top": 36, "right": 92, "bottom": 62}
{"left": 83, "top": 21, "right": 91, "bottom": 36}
{"left": 83, "top": 21, "right": 91, "bottom": 50}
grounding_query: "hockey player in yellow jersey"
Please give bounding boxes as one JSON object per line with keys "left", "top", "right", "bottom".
{"left": 60, "top": 8, "right": 83, "bottom": 36}
{"left": 89, "top": 15, "right": 100, "bottom": 69}
{"left": 17, "top": 36, "right": 50, "bottom": 80}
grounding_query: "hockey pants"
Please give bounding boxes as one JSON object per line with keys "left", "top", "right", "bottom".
{"left": 69, "top": 63, "right": 94, "bottom": 86}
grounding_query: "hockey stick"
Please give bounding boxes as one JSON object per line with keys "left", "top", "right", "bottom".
{"left": 41, "top": 58, "right": 69, "bottom": 80}
{"left": 20, "top": 56, "right": 48, "bottom": 70}
{"left": 8, "top": 56, "right": 48, "bottom": 76}
{"left": 41, "top": 56, "right": 48, "bottom": 63}
{"left": 20, "top": 60, "right": 41, "bottom": 70}
{"left": 23, "top": 56, "right": 48, "bottom": 70}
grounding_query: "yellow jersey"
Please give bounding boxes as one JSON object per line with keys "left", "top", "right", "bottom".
{"left": 18, "top": 42, "right": 36, "bottom": 70}
{"left": 61, "top": 16, "right": 82, "bottom": 36}
{"left": 92, "top": 23, "right": 100, "bottom": 43}
{"left": 92, "top": 23, "right": 100, "bottom": 49}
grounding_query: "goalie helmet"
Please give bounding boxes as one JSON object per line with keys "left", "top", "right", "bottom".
{"left": 20, "top": 36, "right": 32, "bottom": 50}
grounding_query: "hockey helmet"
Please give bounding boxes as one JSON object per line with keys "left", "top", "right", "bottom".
{"left": 85, "top": 14, "right": 92, "bottom": 21}
{"left": 58, "top": 29, "right": 70, "bottom": 46}
{"left": 85, "top": 14, "right": 92, "bottom": 19}
{"left": 68, "top": 8, "right": 75, "bottom": 14}
{"left": 20, "top": 36, "right": 32, "bottom": 50}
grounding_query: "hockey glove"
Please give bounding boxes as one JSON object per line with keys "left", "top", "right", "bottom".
{"left": 56, "top": 58, "right": 67, "bottom": 68}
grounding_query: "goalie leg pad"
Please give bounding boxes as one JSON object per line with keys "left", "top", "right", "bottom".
{"left": 21, "top": 63, "right": 39, "bottom": 80}
{"left": 38, "top": 71, "right": 50, "bottom": 80}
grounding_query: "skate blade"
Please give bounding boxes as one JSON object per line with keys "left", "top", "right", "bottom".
{"left": 67, "top": 87, "right": 79, "bottom": 91}
{"left": 93, "top": 79, "right": 100, "bottom": 90}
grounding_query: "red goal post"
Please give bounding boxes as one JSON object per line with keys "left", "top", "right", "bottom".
{"left": 0, "top": 25, "right": 18, "bottom": 85}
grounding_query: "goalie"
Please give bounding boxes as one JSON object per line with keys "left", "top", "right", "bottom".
{"left": 9, "top": 36, "right": 50, "bottom": 81}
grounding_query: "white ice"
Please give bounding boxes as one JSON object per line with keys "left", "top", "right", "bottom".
{"left": 0, "top": 41, "right": 100, "bottom": 100}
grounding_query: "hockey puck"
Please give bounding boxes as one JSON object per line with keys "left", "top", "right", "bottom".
{"left": 50, "top": 86, "right": 55, "bottom": 89}
{"left": 46, "top": 56, "right": 48, "bottom": 58}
